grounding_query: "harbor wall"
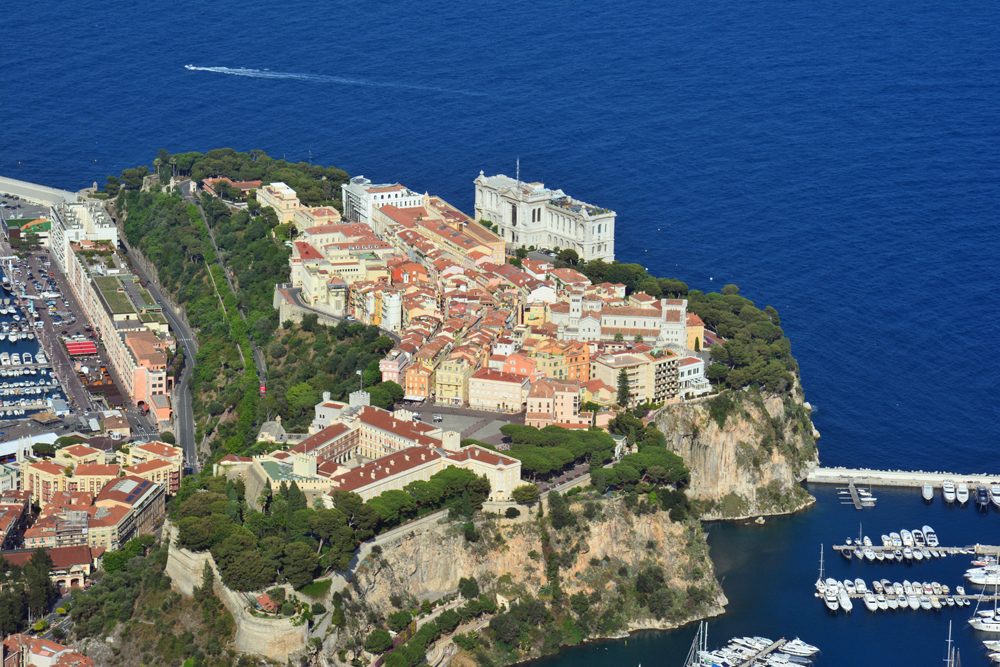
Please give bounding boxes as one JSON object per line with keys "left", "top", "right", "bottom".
{"left": 807, "top": 467, "right": 1000, "bottom": 488}
{"left": 0, "top": 176, "right": 79, "bottom": 206}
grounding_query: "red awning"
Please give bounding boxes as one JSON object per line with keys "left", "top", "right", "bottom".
{"left": 64, "top": 341, "right": 98, "bottom": 356}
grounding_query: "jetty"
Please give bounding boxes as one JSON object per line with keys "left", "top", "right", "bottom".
{"left": 831, "top": 543, "right": 1000, "bottom": 558}
{"left": 807, "top": 467, "right": 1000, "bottom": 489}
{"left": 735, "top": 638, "right": 787, "bottom": 666}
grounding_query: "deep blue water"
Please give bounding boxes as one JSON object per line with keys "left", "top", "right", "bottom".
{"left": 2, "top": 0, "right": 998, "bottom": 663}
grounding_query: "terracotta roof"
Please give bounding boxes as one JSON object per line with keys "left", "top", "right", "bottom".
{"left": 330, "top": 446, "right": 442, "bottom": 492}
{"left": 219, "top": 454, "right": 252, "bottom": 463}
{"left": 26, "top": 460, "right": 64, "bottom": 475}
{"left": 61, "top": 444, "right": 102, "bottom": 458}
{"left": 1, "top": 545, "right": 94, "bottom": 569}
{"left": 124, "top": 459, "right": 173, "bottom": 475}
{"left": 95, "top": 475, "right": 155, "bottom": 507}
{"left": 359, "top": 406, "right": 440, "bottom": 447}
{"left": 445, "top": 445, "right": 518, "bottom": 467}
{"left": 86, "top": 503, "right": 130, "bottom": 527}
{"left": 470, "top": 368, "right": 528, "bottom": 384}
{"left": 687, "top": 312, "right": 705, "bottom": 326}
{"left": 292, "top": 422, "right": 351, "bottom": 454}
{"left": 294, "top": 241, "right": 324, "bottom": 261}
{"left": 73, "top": 463, "right": 121, "bottom": 478}
{"left": 678, "top": 356, "right": 703, "bottom": 367}
{"left": 131, "top": 441, "right": 181, "bottom": 458}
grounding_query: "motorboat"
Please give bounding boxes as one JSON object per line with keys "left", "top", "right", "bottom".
{"left": 875, "top": 550, "right": 886, "bottom": 562}
{"left": 913, "top": 529, "right": 925, "bottom": 546}
{"left": 903, "top": 546, "right": 914, "bottom": 561}
{"left": 931, "top": 596, "right": 942, "bottom": 610}
{"left": 863, "top": 535, "right": 873, "bottom": 547}
{"left": 824, "top": 584, "right": 840, "bottom": 612}
{"left": 864, "top": 592, "right": 879, "bottom": 612}
{"left": 943, "top": 480, "right": 957, "bottom": 503}
{"left": 977, "top": 486, "right": 991, "bottom": 511}
{"left": 923, "top": 526, "right": 939, "bottom": 547}
{"left": 864, "top": 548, "right": 877, "bottom": 562}
{"left": 782, "top": 639, "right": 819, "bottom": 657}
{"left": 922, "top": 483, "right": 934, "bottom": 502}
{"left": 908, "top": 593, "right": 921, "bottom": 610}
{"left": 838, "top": 585, "right": 853, "bottom": 612}
{"left": 901, "top": 530, "right": 914, "bottom": 547}
{"left": 887, "top": 595, "right": 898, "bottom": 610}
{"left": 880, "top": 534, "right": 891, "bottom": 548}
{"left": 920, "top": 596, "right": 933, "bottom": 610}
{"left": 876, "top": 594, "right": 888, "bottom": 610}
{"left": 966, "top": 566, "right": 1000, "bottom": 586}
{"left": 854, "top": 578, "right": 867, "bottom": 593}
{"left": 890, "top": 532, "right": 902, "bottom": 547}
{"left": 913, "top": 548, "right": 924, "bottom": 562}
{"left": 957, "top": 483, "right": 970, "bottom": 504}
{"left": 991, "top": 485, "right": 1000, "bottom": 510}
{"left": 844, "top": 580, "right": 857, "bottom": 595}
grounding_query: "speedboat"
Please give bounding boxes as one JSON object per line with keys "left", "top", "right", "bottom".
{"left": 913, "top": 548, "right": 924, "bottom": 562}
{"left": 903, "top": 546, "right": 914, "bottom": 561}
{"left": 931, "top": 596, "right": 942, "bottom": 610}
{"left": 923, "top": 526, "right": 939, "bottom": 547}
{"left": 876, "top": 594, "right": 888, "bottom": 610}
{"left": 824, "top": 581, "right": 840, "bottom": 612}
{"left": 864, "top": 592, "right": 879, "bottom": 612}
{"left": 957, "top": 483, "right": 970, "bottom": 504}
{"left": 913, "top": 529, "right": 925, "bottom": 546}
{"left": 922, "top": 483, "right": 934, "bottom": 502}
{"left": 864, "top": 548, "right": 877, "bottom": 562}
{"left": 977, "top": 486, "right": 991, "bottom": 511}
{"left": 943, "top": 480, "right": 957, "bottom": 503}
{"left": 854, "top": 578, "right": 867, "bottom": 593}
{"left": 890, "top": 532, "right": 902, "bottom": 547}
{"left": 920, "top": 596, "right": 933, "bottom": 610}
{"left": 991, "top": 485, "right": 1000, "bottom": 510}
{"left": 901, "top": 530, "right": 914, "bottom": 547}
{"left": 908, "top": 593, "right": 921, "bottom": 610}
{"left": 838, "top": 585, "right": 853, "bottom": 612}
{"left": 966, "top": 567, "right": 1000, "bottom": 586}
{"left": 782, "top": 639, "right": 819, "bottom": 657}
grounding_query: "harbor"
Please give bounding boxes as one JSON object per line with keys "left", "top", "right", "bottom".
{"left": 807, "top": 466, "right": 1000, "bottom": 489}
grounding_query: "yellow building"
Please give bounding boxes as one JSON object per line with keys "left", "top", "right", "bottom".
{"left": 434, "top": 356, "right": 474, "bottom": 406}
{"left": 23, "top": 460, "right": 67, "bottom": 506}
{"left": 120, "top": 440, "right": 184, "bottom": 494}
{"left": 54, "top": 444, "right": 105, "bottom": 468}
{"left": 468, "top": 369, "right": 530, "bottom": 412}
{"left": 256, "top": 182, "right": 302, "bottom": 223}
{"left": 686, "top": 313, "right": 705, "bottom": 352}
{"left": 68, "top": 464, "right": 122, "bottom": 496}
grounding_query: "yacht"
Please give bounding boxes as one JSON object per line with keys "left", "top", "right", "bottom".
{"left": 824, "top": 583, "right": 840, "bottom": 612}
{"left": 957, "top": 483, "right": 970, "bottom": 505}
{"left": 901, "top": 529, "right": 914, "bottom": 547}
{"left": 923, "top": 526, "right": 939, "bottom": 547}
{"left": 36, "top": 352, "right": 46, "bottom": 364}
{"left": 969, "top": 582, "right": 1000, "bottom": 633}
{"left": 838, "top": 585, "right": 853, "bottom": 612}
{"left": 854, "top": 578, "right": 867, "bottom": 593}
{"left": 10, "top": 353, "right": 19, "bottom": 366}
{"left": 21, "top": 352, "right": 31, "bottom": 364}
{"left": 966, "top": 567, "right": 1000, "bottom": 586}
{"left": 781, "top": 639, "right": 819, "bottom": 657}
{"left": 863, "top": 592, "right": 879, "bottom": 612}
{"left": 876, "top": 594, "right": 888, "bottom": 610}
{"left": 913, "top": 529, "right": 925, "bottom": 546}
{"left": 977, "top": 486, "right": 991, "bottom": 511}
{"left": 991, "top": 484, "right": 1000, "bottom": 510}
{"left": 922, "top": 483, "right": 934, "bottom": 502}
{"left": 890, "top": 532, "right": 902, "bottom": 547}
{"left": 903, "top": 546, "right": 914, "bottom": 561}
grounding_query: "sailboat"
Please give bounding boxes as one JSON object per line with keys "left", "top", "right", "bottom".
{"left": 944, "top": 621, "right": 961, "bottom": 667}
{"left": 968, "top": 580, "right": 1000, "bottom": 633}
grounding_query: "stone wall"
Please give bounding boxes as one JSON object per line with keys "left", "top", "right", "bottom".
{"left": 163, "top": 523, "right": 307, "bottom": 662}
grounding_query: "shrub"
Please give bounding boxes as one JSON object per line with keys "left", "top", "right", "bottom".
{"left": 504, "top": 507, "right": 520, "bottom": 519}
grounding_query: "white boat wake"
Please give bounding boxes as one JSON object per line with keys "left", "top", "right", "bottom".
{"left": 183, "top": 64, "right": 484, "bottom": 96}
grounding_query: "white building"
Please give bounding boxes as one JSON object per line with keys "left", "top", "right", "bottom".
{"left": 678, "top": 356, "right": 711, "bottom": 398}
{"left": 341, "top": 176, "right": 423, "bottom": 226}
{"left": 49, "top": 202, "right": 119, "bottom": 272}
{"left": 473, "top": 172, "right": 616, "bottom": 262}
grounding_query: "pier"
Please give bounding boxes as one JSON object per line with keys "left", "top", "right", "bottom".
{"left": 807, "top": 466, "right": 1000, "bottom": 489}
{"left": 831, "top": 543, "right": 1000, "bottom": 557}
{"left": 735, "top": 638, "right": 787, "bottom": 666}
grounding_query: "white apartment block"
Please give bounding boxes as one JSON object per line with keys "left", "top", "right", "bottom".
{"left": 49, "top": 202, "right": 119, "bottom": 273}
{"left": 473, "top": 172, "right": 615, "bottom": 262}
{"left": 341, "top": 176, "right": 423, "bottom": 226}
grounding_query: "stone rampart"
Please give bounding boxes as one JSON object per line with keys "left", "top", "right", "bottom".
{"left": 163, "top": 522, "right": 307, "bottom": 662}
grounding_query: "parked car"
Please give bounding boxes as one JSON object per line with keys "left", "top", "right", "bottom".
{"left": 433, "top": 414, "right": 443, "bottom": 423}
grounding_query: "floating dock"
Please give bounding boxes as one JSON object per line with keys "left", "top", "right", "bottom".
{"left": 831, "top": 543, "right": 1000, "bottom": 557}
{"left": 735, "top": 638, "right": 787, "bottom": 666}
{"left": 807, "top": 467, "right": 1000, "bottom": 489}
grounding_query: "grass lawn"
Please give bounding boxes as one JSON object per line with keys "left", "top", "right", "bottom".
{"left": 298, "top": 578, "right": 332, "bottom": 599}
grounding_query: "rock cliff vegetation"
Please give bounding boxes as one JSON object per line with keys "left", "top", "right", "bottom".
{"left": 654, "top": 386, "right": 819, "bottom": 519}
{"left": 326, "top": 492, "right": 724, "bottom": 666}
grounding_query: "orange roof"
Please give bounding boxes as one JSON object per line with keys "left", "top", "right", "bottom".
{"left": 687, "top": 312, "right": 705, "bottom": 326}
{"left": 470, "top": 368, "right": 528, "bottom": 384}
{"left": 444, "top": 445, "right": 518, "bottom": 467}
{"left": 132, "top": 441, "right": 180, "bottom": 458}
{"left": 61, "top": 444, "right": 102, "bottom": 458}
{"left": 27, "top": 460, "right": 67, "bottom": 476}
{"left": 87, "top": 503, "right": 130, "bottom": 527}
{"left": 74, "top": 463, "right": 121, "bottom": 478}
{"left": 330, "top": 446, "right": 442, "bottom": 492}
{"left": 291, "top": 422, "right": 351, "bottom": 454}
{"left": 124, "top": 459, "right": 173, "bottom": 475}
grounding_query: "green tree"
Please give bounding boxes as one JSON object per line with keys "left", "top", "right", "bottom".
{"left": 387, "top": 610, "right": 412, "bottom": 632}
{"left": 364, "top": 628, "right": 393, "bottom": 654}
{"left": 458, "top": 576, "right": 480, "bottom": 599}
{"left": 616, "top": 368, "right": 631, "bottom": 407}
{"left": 511, "top": 484, "right": 540, "bottom": 506}
{"left": 282, "top": 542, "right": 319, "bottom": 589}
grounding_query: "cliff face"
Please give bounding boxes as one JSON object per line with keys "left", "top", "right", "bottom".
{"left": 654, "top": 386, "right": 819, "bottom": 519}
{"left": 349, "top": 497, "right": 725, "bottom": 657}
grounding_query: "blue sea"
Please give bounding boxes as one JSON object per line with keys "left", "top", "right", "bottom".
{"left": 2, "top": 0, "right": 998, "bottom": 662}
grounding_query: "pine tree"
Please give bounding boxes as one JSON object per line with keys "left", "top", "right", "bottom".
{"left": 617, "top": 368, "right": 631, "bottom": 407}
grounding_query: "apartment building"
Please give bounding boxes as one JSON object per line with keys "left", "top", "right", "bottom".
{"left": 474, "top": 172, "right": 615, "bottom": 262}
{"left": 119, "top": 441, "right": 184, "bottom": 493}
{"left": 525, "top": 378, "right": 588, "bottom": 428}
{"left": 590, "top": 348, "right": 680, "bottom": 407}
{"left": 341, "top": 176, "right": 422, "bottom": 226}
{"left": 467, "top": 368, "right": 530, "bottom": 412}
{"left": 256, "top": 182, "right": 302, "bottom": 223}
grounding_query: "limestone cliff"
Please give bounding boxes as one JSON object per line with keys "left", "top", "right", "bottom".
{"left": 654, "top": 386, "right": 819, "bottom": 519}
{"left": 343, "top": 497, "right": 726, "bottom": 663}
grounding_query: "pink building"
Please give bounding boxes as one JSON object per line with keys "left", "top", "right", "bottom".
{"left": 525, "top": 378, "right": 588, "bottom": 428}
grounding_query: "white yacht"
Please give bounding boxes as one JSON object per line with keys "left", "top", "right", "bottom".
{"left": 922, "top": 483, "right": 934, "bottom": 502}
{"left": 838, "top": 585, "right": 853, "bottom": 613}
{"left": 901, "top": 529, "right": 914, "bottom": 547}
{"left": 942, "top": 480, "right": 957, "bottom": 503}
{"left": 966, "top": 566, "right": 1000, "bottom": 586}
{"left": 781, "top": 639, "right": 819, "bottom": 657}
{"left": 823, "top": 583, "right": 840, "bottom": 612}
{"left": 991, "top": 484, "right": 1000, "bottom": 509}
{"left": 923, "top": 525, "right": 939, "bottom": 547}
{"left": 957, "top": 483, "right": 970, "bottom": 504}
{"left": 863, "top": 592, "right": 879, "bottom": 612}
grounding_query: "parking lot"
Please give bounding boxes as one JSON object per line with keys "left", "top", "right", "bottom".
{"left": 404, "top": 404, "right": 522, "bottom": 445}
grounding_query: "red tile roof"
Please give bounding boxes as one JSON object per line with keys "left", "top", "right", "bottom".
{"left": 470, "top": 368, "right": 528, "bottom": 384}
{"left": 1, "top": 545, "right": 94, "bottom": 570}
{"left": 330, "top": 446, "right": 442, "bottom": 492}
{"left": 445, "top": 445, "right": 518, "bottom": 467}
{"left": 73, "top": 464, "right": 121, "bottom": 478}
{"left": 61, "top": 444, "right": 102, "bottom": 458}
{"left": 294, "top": 241, "right": 324, "bottom": 261}
{"left": 291, "top": 422, "right": 351, "bottom": 454}
{"left": 132, "top": 441, "right": 181, "bottom": 458}
{"left": 124, "top": 459, "right": 173, "bottom": 475}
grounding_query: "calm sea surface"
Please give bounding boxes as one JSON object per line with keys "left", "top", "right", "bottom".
{"left": 2, "top": 0, "right": 998, "bottom": 663}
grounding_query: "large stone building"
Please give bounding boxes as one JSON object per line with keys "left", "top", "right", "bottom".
{"left": 474, "top": 172, "right": 616, "bottom": 262}
{"left": 256, "top": 182, "right": 302, "bottom": 223}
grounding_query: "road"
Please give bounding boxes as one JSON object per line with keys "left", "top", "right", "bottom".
{"left": 115, "top": 232, "right": 200, "bottom": 471}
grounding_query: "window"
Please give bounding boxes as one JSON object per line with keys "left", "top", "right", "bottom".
{"left": 510, "top": 203, "right": 517, "bottom": 226}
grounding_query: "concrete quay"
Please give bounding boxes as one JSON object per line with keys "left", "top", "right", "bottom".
{"left": 0, "top": 175, "right": 79, "bottom": 206}
{"left": 806, "top": 467, "right": 1000, "bottom": 489}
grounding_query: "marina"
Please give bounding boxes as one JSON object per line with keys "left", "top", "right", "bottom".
{"left": 684, "top": 623, "right": 818, "bottom": 667}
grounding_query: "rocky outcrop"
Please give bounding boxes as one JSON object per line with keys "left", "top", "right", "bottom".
{"left": 654, "top": 386, "right": 819, "bottom": 519}
{"left": 351, "top": 497, "right": 725, "bottom": 646}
